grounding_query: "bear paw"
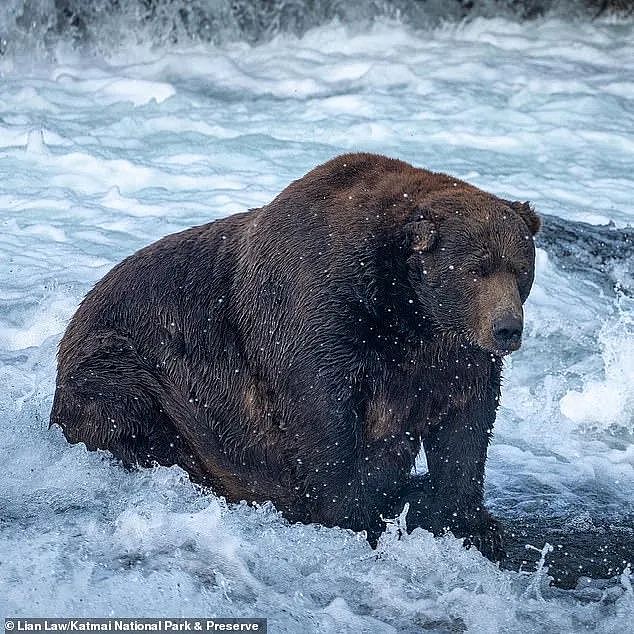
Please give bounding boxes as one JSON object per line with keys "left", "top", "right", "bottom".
{"left": 462, "top": 514, "right": 506, "bottom": 562}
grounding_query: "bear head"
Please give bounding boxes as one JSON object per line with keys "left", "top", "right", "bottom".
{"left": 402, "top": 189, "right": 540, "bottom": 356}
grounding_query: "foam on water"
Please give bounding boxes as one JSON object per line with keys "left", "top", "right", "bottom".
{"left": 0, "top": 11, "right": 633, "bottom": 631}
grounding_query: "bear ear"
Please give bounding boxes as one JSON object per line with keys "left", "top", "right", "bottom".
{"left": 403, "top": 219, "right": 438, "bottom": 252}
{"left": 509, "top": 200, "right": 541, "bottom": 236}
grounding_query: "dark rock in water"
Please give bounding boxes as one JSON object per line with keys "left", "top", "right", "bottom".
{"left": 501, "top": 515, "right": 634, "bottom": 589}
{"left": 537, "top": 214, "right": 633, "bottom": 293}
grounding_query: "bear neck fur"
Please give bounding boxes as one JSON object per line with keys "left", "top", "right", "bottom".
{"left": 237, "top": 153, "right": 503, "bottom": 435}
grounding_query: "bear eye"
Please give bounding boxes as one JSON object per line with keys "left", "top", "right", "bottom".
{"left": 478, "top": 259, "right": 494, "bottom": 277}
{"left": 472, "top": 248, "right": 494, "bottom": 276}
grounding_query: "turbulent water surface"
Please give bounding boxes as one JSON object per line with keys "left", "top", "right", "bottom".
{"left": 0, "top": 4, "right": 633, "bottom": 632}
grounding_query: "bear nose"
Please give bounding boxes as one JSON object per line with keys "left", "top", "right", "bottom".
{"left": 493, "top": 315, "right": 523, "bottom": 352}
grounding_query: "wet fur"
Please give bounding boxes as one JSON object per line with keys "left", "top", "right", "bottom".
{"left": 51, "top": 153, "right": 538, "bottom": 558}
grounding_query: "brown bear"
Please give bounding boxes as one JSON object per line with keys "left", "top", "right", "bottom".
{"left": 50, "top": 153, "right": 539, "bottom": 560}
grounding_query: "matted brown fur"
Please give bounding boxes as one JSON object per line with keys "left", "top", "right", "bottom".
{"left": 50, "top": 153, "right": 539, "bottom": 559}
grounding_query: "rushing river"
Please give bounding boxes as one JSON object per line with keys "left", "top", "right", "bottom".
{"left": 0, "top": 2, "right": 633, "bottom": 631}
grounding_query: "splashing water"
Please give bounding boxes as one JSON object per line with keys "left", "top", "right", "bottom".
{"left": 0, "top": 4, "right": 633, "bottom": 631}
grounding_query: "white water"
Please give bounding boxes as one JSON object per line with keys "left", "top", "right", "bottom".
{"left": 0, "top": 13, "right": 633, "bottom": 632}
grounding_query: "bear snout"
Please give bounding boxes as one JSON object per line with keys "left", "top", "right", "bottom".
{"left": 492, "top": 314, "right": 523, "bottom": 353}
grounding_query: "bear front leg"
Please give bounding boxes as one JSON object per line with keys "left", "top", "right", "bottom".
{"left": 399, "top": 395, "right": 505, "bottom": 561}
